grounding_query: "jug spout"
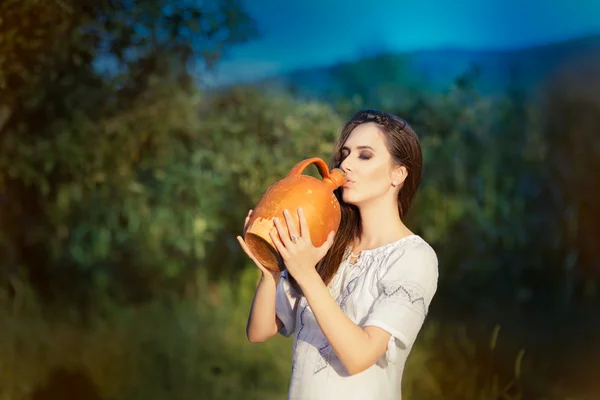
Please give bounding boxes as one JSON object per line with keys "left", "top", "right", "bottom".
{"left": 325, "top": 168, "right": 346, "bottom": 189}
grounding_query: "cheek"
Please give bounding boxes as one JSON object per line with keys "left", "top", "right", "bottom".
{"left": 353, "top": 167, "right": 390, "bottom": 197}
{"left": 366, "top": 164, "right": 391, "bottom": 188}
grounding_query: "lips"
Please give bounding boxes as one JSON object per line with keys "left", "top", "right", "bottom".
{"left": 343, "top": 179, "right": 355, "bottom": 188}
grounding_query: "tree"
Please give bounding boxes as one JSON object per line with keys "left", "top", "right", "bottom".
{"left": 540, "top": 55, "right": 600, "bottom": 305}
{"left": 0, "top": 0, "right": 257, "bottom": 306}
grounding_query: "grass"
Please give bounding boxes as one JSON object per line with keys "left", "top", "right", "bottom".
{"left": 0, "top": 268, "right": 591, "bottom": 400}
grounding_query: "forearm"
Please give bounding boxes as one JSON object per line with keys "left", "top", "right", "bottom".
{"left": 298, "top": 273, "right": 389, "bottom": 375}
{"left": 246, "top": 272, "right": 281, "bottom": 342}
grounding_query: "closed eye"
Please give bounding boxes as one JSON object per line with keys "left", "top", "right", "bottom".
{"left": 338, "top": 146, "right": 374, "bottom": 165}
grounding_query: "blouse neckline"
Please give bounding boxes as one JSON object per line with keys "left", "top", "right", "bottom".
{"left": 345, "top": 234, "right": 423, "bottom": 265}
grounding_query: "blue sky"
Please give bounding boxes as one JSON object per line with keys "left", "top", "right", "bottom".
{"left": 204, "top": 0, "right": 600, "bottom": 85}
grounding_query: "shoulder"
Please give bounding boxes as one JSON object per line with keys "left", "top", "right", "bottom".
{"left": 385, "top": 235, "right": 437, "bottom": 265}
{"left": 379, "top": 236, "right": 438, "bottom": 282}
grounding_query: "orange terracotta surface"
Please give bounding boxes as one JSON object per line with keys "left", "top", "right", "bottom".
{"left": 244, "top": 158, "right": 346, "bottom": 271}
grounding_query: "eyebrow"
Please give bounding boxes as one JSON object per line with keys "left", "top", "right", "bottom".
{"left": 341, "top": 145, "right": 375, "bottom": 151}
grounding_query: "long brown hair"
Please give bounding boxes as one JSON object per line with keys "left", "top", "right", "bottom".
{"left": 290, "top": 109, "right": 423, "bottom": 293}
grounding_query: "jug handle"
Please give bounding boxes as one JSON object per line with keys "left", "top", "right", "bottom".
{"left": 287, "top": 158, "right": 345, "bottom": 189}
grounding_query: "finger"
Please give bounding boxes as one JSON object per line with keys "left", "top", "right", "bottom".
{"left": 273, "top": 217, "right": 292, "bottom": 248}
{"left": 237, "top": 235, "right": 263, "bottom": 267}
{"left": 269, "top": 229, "right": 288, "bottom": 258}
{"left": 238, "top": 237, "right": 274, "bottom": 276}
{"left": 298, "top": 207, "right": 311, "bottom": 239}
{"left": 244, "top": 209, "right": 253, "bottom": 230}
{"left": 317, "top": 231, "right": 336, "bottom": 258}
{"left": 282, "top": 209, "right": 300, "bottom": 242}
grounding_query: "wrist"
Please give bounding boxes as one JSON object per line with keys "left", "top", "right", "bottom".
{"left": 296, "top": 270, "right": 323, "bottom": 292}
{"left": 261, "top": 269, "right": 281, "bottom": 283}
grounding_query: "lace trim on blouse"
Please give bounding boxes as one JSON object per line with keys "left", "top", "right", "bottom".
{"left": 345, "top": 234, "right": 423, "bottom": 267}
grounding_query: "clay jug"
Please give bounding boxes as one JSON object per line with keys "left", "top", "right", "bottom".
{"left": 244, "top": 157, "right": 346, "bottom": 272}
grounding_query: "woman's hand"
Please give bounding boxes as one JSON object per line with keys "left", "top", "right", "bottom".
{"left": 237, "top": 210, "right": 281, "bottom": 281}
{"left": 270, "top": 207, "right": 335, "bottom": 286}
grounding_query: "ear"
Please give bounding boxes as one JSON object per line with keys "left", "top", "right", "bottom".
{"left": 392, "top": 165, "right": 408, "bottom": 187}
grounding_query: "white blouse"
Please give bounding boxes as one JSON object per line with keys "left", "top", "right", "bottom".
{"left": 275, "top": 235, "right": 438, "bottom": 400}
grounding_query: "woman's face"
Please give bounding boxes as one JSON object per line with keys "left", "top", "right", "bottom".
{"left": 339, "top": 122, "right": 401, "bottom": 206}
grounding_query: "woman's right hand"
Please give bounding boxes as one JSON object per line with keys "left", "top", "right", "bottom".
{"left": 237, "top": 210, "right": 281, "bottom": 281}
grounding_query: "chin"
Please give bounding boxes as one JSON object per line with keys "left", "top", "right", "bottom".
{"left": 342, "top": 192, "right": 361, "bottom": 205}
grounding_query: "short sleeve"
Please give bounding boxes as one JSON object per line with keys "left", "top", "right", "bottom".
{"left": 275, "top": 270, "right": 301, "bottom": 337}
{"left": 363, "top": 242, "right": 438, "bottom": 350}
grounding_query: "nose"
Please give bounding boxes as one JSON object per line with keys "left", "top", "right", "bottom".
{"left": 340, "top": 155, "right": 352, "bottom": 173}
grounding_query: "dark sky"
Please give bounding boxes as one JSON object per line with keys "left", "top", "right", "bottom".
{"left": 204, "top": 0, "right": 600, "bottom": 85}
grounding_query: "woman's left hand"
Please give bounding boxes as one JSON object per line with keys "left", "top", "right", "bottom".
{"left": 270, "top": 207, "right": 335, "bottom": 285}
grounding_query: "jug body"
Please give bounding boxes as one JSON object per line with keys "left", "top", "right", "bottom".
{"left": 244, "top": 158, "right": 345, "bottom": 272}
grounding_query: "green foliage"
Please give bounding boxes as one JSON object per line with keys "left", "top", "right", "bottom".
{"left": 374, "top": 68, "right": 594, "bottom": 307}
{"left": 0, "top": 0, "right": 257, "bottom": 304}
{"left": 0, "top": 0, "right": 257, "bottom": 97}
{"left": 404, "top": 324, "right": 527, "bottom": 400}
{"left": 2, "top": 276, "right": 591, "bottom": 400}
{"left": 0, "top": 270, "right": 292, "bottom": 400}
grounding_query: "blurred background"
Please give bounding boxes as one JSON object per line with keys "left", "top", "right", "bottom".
{"left": 1, "top": 0, "right": 599, "bottom": 399}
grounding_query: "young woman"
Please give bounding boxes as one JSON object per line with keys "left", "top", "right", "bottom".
{"left": 237, "top": 109, "right": 439, "bottom": 399}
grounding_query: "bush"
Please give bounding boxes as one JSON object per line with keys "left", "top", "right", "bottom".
{"left": 0, "top": 268, "right": 292, "bottom": 400}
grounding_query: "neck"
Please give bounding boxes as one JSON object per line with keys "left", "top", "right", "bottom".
{"left": 353, "top": 196, "right": 412, "bottom": 251}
